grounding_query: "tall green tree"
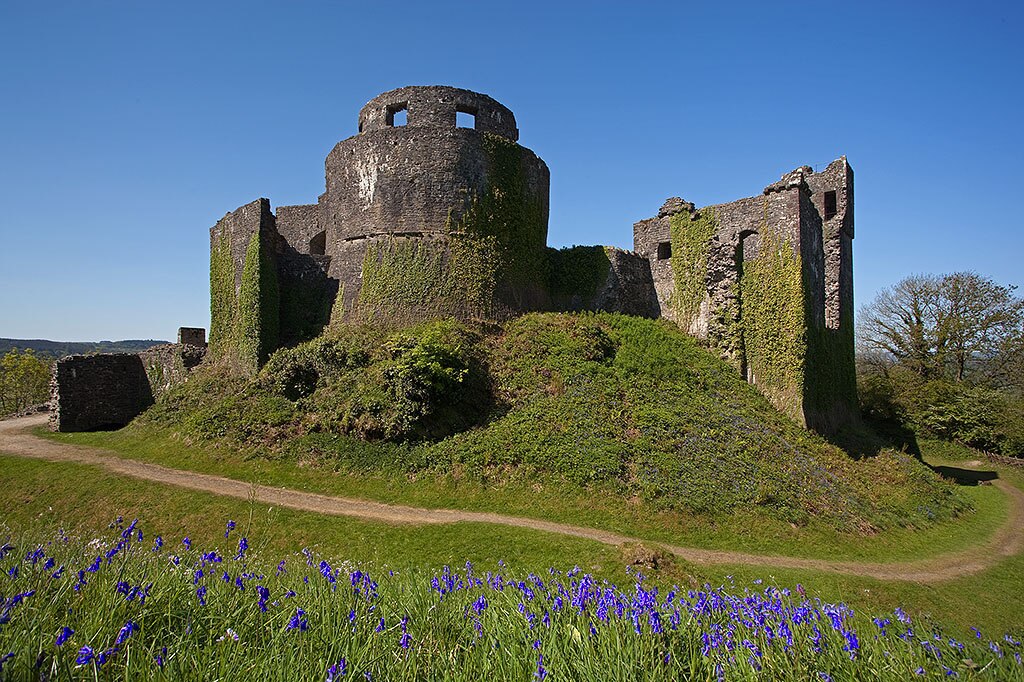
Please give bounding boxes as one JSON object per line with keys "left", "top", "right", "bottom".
{"left": 0, "top": 349, "right": 51, "bottom": 414}
{"left": 858, "top": 272, "right": 1024, "bottom": 382}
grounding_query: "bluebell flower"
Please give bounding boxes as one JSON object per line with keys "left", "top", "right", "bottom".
{"left": 75, "top": 645, "right": 94, "bottom": 665}
{"left": 399, "top": 632, "right": 412, "bottom": 649}
{"left": 817, "top": 673, "right": 833, "bottom": 682}
{"left": 916, "top": 668, "right": 926, "bottom": 675}
{"left": 155, "top": 646, "right": 166, "bottom": 668}
{"left": 288, "top": 608, "right": 308, "bottom": 631}
{"left": 196, "top": 585, "right": 207, "bottom": 606}
{"left": 0, "top": 652, "right": 12, "bottom": 673}
{"left": 534, "top": 653, "right": 547, "bottom": 680}
{"left": 225, "top": 521, "right": 235, "bottom": 538}
{"left": 44, "top": 557, "right": 55, "bottom": 571}
{"left": 115, "top": 621, "right": 137, "bottom": 646}
{"left": 326, "top": 658, "right": 347, "bottom": 681}
{"left": 153, "top": 536, "right": 163, "bottom": 552}
{"left": 182, "top": 537, "right": 191, "bottom": 550}
{"left": 55, "top": 626, "right": 74, "bottom": 647}
{"left": 276, "top": 560, "right": 286, "bottom": 576}
{"left": 236, "top": 537, "right": 248, "bottom": 560}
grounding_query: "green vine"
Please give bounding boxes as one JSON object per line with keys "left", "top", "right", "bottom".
{"left": 668, "top": 209, "right": 716, "bottom": 326}
{"left": 739, "top": 221, "right": 806, "bottom": 420}
{"left": 237, "top": 230, "right": 280, "bottom": 369}
{"left": 355, "top": 133, "right": 547, "bottom": 323}
{"left": 209, "top": 232, "right": 236, "bottom": 359}
{"left": 546, "top": 246, "right": 611, "bottom": 307}
{"left": 209, "top": 230, "right": 279, "bottom": 371}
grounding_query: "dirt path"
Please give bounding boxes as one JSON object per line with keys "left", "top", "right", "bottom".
{"left": 2, "top": 413, "right": 1022, "bottom": 583}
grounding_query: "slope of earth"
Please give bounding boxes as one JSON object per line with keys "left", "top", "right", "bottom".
{"left": 134, "top": 313, "right": 963, "bottom": 533}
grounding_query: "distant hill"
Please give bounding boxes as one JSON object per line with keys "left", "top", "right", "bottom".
{"left": 0, "top": 338, "right": 170, "bottom": 361}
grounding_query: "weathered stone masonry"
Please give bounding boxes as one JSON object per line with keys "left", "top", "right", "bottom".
{"left": 633, "top": 159, "right": 857, "bottom": 430}
{"left": 53, "top": 85, "right": 856, "bottom": 436}
{"left": 206, "top": 85, "right": 857, "bottom": 433}
{"left": 50, "top": 334, "right": 206, "bottom": 432}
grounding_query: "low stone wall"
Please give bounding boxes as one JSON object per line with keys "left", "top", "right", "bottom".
{"left": 50, "top": 344, "right": 207, "bottom": 432}
{"left": 50, "top": 354, "right": 154, "bottom": 432}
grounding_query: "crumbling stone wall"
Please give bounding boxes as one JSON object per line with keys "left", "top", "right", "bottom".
{"left": 50, "top": 340, "right": 207, "bottom": 432}
{"left": 50, "top": 354, "right": 153, "bottom": 432}
{"left": 631, "top": 158, "right": 857, "bottom": 430}
{"left": 202, "top": 85, "right": 856, "bottom": 436}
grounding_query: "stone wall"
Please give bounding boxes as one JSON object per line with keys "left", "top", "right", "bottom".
{"left": 50, "top": 343, "right": 207, "bottom": 432}
{"left": 631, "top": 159, "right": 857, "bottom": 432}
{"left": 51, "top": 354, "right": 154, "bottom": 432}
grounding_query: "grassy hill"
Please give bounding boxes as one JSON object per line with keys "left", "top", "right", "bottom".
{"left": 0, "top": 337, "right": 168, "bottom": 360}
{"left": 140, "top": 313, "right": 964, "bottom": 533}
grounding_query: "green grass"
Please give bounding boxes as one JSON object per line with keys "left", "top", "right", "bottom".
{"left": 118, "top": 313, "right": 965, "bottom": 537}
{"left": 2, "top": 445, "right": 1022, "bottom": 636}
{"left": 39, "top": 424, "right": 1004, "bottom": 565}
{"left": 0, "top": 464, "right": 1021, "bottom": 681}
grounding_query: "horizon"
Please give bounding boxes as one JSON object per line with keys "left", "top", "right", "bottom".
{"left": 2, "top": 1, "right": 1021, "bottom": 340}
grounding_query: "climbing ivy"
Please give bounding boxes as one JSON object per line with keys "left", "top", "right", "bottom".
{"left": 668, "top": 208, "right": 717, "bottom": 327}
{"left": 209, "top": 233, "right": 236, "bottom": 359}
{"left": 209, "top": 230, "right": 279, "bottom": 372}
{"left": 355, "top": 132, "right": 547, "bottom": 323}
{"left": 546, "top": 245, "right": 611, "bottom": 308}
{"left": 237, "top": 230, "right": 280, "bottom": 369}
{"left": 739, "top": 224, "right": 807, "bottom": 421}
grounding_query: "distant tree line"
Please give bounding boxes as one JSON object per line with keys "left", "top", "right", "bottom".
{"left": 857, "top": 272, "right": 1024, "bottom": 456}
{"left": 0, "top": 349, "right": 52, "bottom": 415}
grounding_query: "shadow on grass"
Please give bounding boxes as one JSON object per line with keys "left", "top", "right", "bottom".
{"left": 931, "top": 465, "right": 999, "bottom": 486}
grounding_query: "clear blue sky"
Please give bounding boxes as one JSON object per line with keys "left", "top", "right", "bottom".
{"left": 2, "top": 1, "right": 1021, "bottom": 341}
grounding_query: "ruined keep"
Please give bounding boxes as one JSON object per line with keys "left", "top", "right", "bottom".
{"left": 633, "top": 160, "right": 857, "bottom": 431}
{"left": 205, "top": 85, "right": 857, "bottom": 432}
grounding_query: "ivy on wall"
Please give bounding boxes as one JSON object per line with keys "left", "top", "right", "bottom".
{"left": 668, "top": 209, "right": 717, "bottom": 328}
{"left": 546, "top": 246, "right": 611, "bottom": 308}
{"left": 739, "top": 222, "right": 807, "bottom": 421}
{"left": 355, "top": 132, "right": 547, "bottom": 323}
{"left": 209, "top": 233, "right": 236, "bottom": 359}
{"left": 208, "top": 230, "right": 279, "bottom": 372}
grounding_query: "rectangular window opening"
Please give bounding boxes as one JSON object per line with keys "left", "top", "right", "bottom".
{"left": 387, "top": 104, "right": 408, "bottom": 127}
{"left": 657, "top": 241, "right": 672, "bottom": 260}
{"left": 456, "top": 110, "right": 476, "bottom": 129}
{"left": 823, "top": 190, "right": 837, "bottom": 220}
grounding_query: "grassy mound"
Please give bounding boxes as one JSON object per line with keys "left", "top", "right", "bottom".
{"left": 143, "top": 313, "right": 964, "bottom": 531}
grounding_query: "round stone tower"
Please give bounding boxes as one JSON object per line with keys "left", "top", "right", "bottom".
{"left": 320, "top": 86, "right": 550, "bottom": 321}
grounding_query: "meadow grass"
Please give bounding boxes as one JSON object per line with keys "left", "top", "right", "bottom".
{"left": 0, "top": 510, "right": 1021, "bottom": 681}
{"left": 41, "top": 426, "right": 1006, "bottom": 565}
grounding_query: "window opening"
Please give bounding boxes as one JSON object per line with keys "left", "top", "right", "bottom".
{"left": 386, "top": 103, "right": 408, "bottom": 127}
{"left": 456, "top": 110, "right": 476, "bottom": 129}
{"left": 657, "top": 241, "right": 672, "bottom": 260}
{"left": 309, "top": 231, "right": 326, "bottom": 256}
{"left": 823, "top": 190, "right": 837, "bottom": 220}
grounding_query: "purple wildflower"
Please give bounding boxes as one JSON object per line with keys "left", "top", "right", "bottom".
{"left": 155, "top": 646, "right": 167, "bottom": 668}
{"left": 55, "top": 626, "right": 74, "bottom": 647}
{"left": 225, "top": 520, "right": 236, "bottom": 538}
{"left": 287, "top": 608, "right": 308, "bottom": 631}
{"left": 326, "top": 658, "right": 347, "bottom": 681}
{"left": 75, "top": 646, "right": 94, "bottom": 665}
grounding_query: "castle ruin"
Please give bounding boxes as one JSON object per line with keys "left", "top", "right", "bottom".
{"left": 51, "top": 85, "right": 857, "bottom": 434}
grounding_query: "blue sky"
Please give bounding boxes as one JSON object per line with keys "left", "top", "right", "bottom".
{"left": 1, "top": 1, "right": 1021, "bottom": 341}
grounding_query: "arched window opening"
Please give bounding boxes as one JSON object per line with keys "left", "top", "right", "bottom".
{"left": 309, "top": 230, "right": 326, "bottom": 256}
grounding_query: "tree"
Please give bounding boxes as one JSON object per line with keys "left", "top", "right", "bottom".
{"left": 858, "top": 272, "right": 1024, "bottom": 382}
{"left": 0, "top": 349, "right": 52, "bottom": 414}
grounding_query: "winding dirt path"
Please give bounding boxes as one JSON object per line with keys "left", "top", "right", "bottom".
{"left": 2, "top": 414, "right": 1022, "bottom": 583}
